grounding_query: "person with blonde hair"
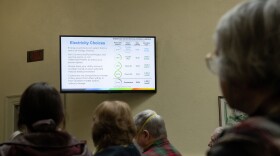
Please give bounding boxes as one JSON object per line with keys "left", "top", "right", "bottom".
{"left": 91, "top": 100, "right": 141, "bottom": 156}
{"left": 134, "top": 109, "right": 182, "bottom": 156}
{"left": 206, "top": 0, "right": 280, "bottom": 155}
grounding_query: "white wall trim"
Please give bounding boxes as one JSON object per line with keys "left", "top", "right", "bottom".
{"left": 4, "top": 95, "right": 20, "bottom": 141}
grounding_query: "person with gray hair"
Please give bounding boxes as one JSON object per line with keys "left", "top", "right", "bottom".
{"left": 133, "top": 109, "right": 182, "bottom": 156}
{"left": 206, "top": 0, "right": 280, "bottom": 155}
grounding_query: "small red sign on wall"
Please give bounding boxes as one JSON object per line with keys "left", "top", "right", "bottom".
{"left": 27, "top": 49, "right": 44, "bottom": 62}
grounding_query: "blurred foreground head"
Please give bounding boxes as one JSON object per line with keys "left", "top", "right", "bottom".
{"left": 18, "top": 82, "right": 64, "bottom": 132}
{"left": 207, "top": 0, "right": 280, "bottom": 115}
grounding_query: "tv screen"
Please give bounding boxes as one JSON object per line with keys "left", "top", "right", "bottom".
{"left": 60, "top": 35, "right": 156, "bottom": 93}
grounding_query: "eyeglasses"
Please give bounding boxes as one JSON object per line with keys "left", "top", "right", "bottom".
{"left": 205, "top": 52, "right": 220, "bottom": 75}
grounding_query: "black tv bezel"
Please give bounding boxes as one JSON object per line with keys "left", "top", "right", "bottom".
{"left": 59, "top": 35, "right": 157, "bottom": 93}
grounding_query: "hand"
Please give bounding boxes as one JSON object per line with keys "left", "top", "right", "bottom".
{"left": 208, "top": 127, "right": 224, "bottom": 147}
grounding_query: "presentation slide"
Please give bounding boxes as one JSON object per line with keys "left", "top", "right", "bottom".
{"left": 60, "top": 36, "right": 156, "bottom": 92}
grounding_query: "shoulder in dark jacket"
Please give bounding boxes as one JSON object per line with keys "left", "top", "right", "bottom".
{"left": 0, "top": 131, "right": 92, "bottom": 156}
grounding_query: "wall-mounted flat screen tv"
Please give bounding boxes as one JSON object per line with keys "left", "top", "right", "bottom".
{"left": 60, "top": 35, "right": 156, "bottom": 93}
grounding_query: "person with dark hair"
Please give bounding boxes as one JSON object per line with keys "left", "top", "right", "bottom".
{"left": 91, "top": 100, "right": 141, "bottom": 156}
{"left": 0, "top": 82, "right": 91, "bottom": 156}
{"left": 134, "top": 109, "right": 182, "bottom": 156}
{"left": 206, "top": 0, "right": 280, "bottom": 155}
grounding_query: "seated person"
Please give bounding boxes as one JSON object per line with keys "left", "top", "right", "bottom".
{"left": 91, "top": 100, "right": 141, "bottom": 156}
{"left": 134, "top": 109, "right": 182, "bottom": 156}
{"left": 0, "top": 82, "right": 91, "bottom": 156}
{"left": 206, "top": 0, "right": 280, "bottom": 155}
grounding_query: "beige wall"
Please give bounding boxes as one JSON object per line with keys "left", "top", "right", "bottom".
{"left": 0, "top": 0, "right": 242, "bottom": 155}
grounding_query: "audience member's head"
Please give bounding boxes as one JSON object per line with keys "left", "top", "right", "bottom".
{"left": 134, "top": 110, "right": 167, "bottom": 147}
{"left": 18, "top": 82, "right": 64, "bottom": 132}
{"left": 134, "top": 109, "right": 182, "bottom": 155}
{"left": 206, "top": 0, "right": 280, "bottom": 155}
{"left": 91, "top": 100, "right": 137, "bottom": 151}
{"left": 4, "top": 82, "right": 91, "bottom": 156}
{"left": 206, "top": 0, "right": 280, "bottom": 116}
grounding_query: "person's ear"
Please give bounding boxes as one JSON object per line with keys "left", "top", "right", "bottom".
{"left": 143, "top": 130, "right": 150, "bottom": 139}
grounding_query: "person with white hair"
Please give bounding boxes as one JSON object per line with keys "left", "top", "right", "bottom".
{"left": 206, "top": 0, "right": 280, "bottom": 155}
{"left": 133, "top": 109, "right": 182, "bottom": 156}
{"left": 208, "top": 127, "right": 224, "bottom": 148}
